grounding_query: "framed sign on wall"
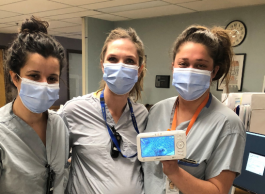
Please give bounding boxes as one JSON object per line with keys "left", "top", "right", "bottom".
{"left": 217, "top": 53, "right": 246, "bottom": 91}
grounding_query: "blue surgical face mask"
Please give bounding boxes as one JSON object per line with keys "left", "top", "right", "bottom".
{"left": 103, "top": 63, "right": 139, "bottom": 95}
{"left": 17, "top": 75, "right": 60, "bottom": 113}
{"left": 172, "top": 68, "right": 212, "bottom": 101}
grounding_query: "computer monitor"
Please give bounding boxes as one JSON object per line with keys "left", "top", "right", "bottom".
{"left": 233, "top": 132, "right": 265, "bottom": 194}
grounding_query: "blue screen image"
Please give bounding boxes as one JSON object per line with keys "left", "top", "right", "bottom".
{"left": 140, "top": 136, "right": 175, "bottom": 157}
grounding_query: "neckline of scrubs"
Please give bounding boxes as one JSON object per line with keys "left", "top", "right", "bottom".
{"left": 10, "top": 100, "right": 53, "bottom": 165}
{"left": 169, "top": 93, "right": 212, "bottom": 138}
{"left": 93, "top": 92, "right": 130, "bottom": 128}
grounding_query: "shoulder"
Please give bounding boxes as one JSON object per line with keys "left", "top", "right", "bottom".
{"left": 61, "top": 93, "right": 95, "bottom": 114}
{"left": 130, "top": 99, "right": 148, "bottom": 118}
{"left": 206, "top": 95, "right": 246, "bottom": 139}
{"left": 48, "top": 109, "right": 64, "bottom": 121}
{"left": 0, "top": 122, "right": 10, "bottom": 142}
{"left": 0, "top": 102, "right": 14, "bottom": 123}
{"left": 149, "top": 96, "right": 177, "bottom": 116}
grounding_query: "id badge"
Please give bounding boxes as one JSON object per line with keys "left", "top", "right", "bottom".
{"left": 166, "top": 177, "right": 179, "bottom": 194}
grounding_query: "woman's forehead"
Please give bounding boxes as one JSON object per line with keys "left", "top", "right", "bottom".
{"left": 106, "top": 39, "right": 137, "bottom": 56}
{"left": 22, "top": 53, "right": 60, "bottom": 74}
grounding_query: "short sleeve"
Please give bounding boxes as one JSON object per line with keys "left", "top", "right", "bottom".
{"left": 205, "top": 132, "right": 246, "bottom": 180}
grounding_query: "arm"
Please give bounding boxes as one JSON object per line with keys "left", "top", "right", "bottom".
{"left": 58, "top": 109, "right": 73, "bottom": 164}
{"left": 162, "top": 160, "right": 236, "bottom": 194}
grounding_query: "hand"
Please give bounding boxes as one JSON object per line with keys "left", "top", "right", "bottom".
{"left": 161, "top": 160, "right": 180, "bottom": 177}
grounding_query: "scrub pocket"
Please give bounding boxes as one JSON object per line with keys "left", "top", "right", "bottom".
{"left": 76, "top": 144, "right": 110, "bottom": 181}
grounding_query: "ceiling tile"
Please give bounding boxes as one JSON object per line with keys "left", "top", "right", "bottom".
{"left": 60, "top": 17, "right": 82, "bottom": 25}
{"left": 0, "top": 15, "right": 29, "bottom": 24}
{"left": 0, "top": 0, "right": 26, "bottom": 6}
{"left": 0, "top": 25, "right": 20, "bottom": 33}
{"left": 177, "top": 0, "right": 265, "bottom": 11}
{"left": 163, "top": 0, "right": 201, "bottom": 4}
{"left": 43, "top": 10, "right": 100, "bottom": 20}
{"left": 0, "top": 23, "right": 13, "bottom": 28}
{"left": 50, "top": 0, "right": 109, "bottom": 6}
{"left": 51, "top": 25, "right": 81, "bottom": 33}
{"left": 115, "top": 5, "right": 193, "bottom": 19}
{"left": 32, "top": 7, "right": 87, "bottom": 18}
{"left": 81, "top": 0, "right": 151, "bottom": 10}
{"left": 178, "top": 0, "right": 232, "bottom": 11}
{"left": 0, "top": 10, "right": 21, "bottom": 19}
{"left": 0, "top": 0, "right": 70, "bottom": 14}
{"left": 48, "top": 20, "right": 79, "bottom": 29}
{"left": 99, "top": 1, "right": 169, "bottom": 13}
{"left": 91, "top": 14, "right": 129, "bottom": 21}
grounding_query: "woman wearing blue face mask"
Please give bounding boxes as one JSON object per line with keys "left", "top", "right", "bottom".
{"left": 0, "top": 16, "right": 69, "bottom": 194}
{"left": 143, "top": 26, "right": 246, "bottom": 194}
{"left": 60, "top": 28, "right": 148, "bottom": 194}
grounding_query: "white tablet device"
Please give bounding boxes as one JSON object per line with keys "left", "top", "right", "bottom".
{"left": 137, "top": 130, "right": 186, "bottom": 162}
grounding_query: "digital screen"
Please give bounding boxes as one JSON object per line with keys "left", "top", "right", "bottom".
{"left": 140, "top": 135, "right": 175, "bottom": 158}
{"left": 233, "top": 132, "right": 265, "bottom": 194}
{"left": 246, "top": 153, "right": 265, "bottom": 176}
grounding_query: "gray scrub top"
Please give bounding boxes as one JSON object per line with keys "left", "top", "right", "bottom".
{"left": 60, "top": 92, "right": 148, "bottom": 194}
{"left": 0, "top": 102, "right": 69, "bottom": 194}
{"left": 143, "top": 94, "right": 246, "bottom": 194}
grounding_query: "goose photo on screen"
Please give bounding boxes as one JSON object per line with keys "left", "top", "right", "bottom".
{"left": 140, "top": 135, "right": 175, "bottom": 157}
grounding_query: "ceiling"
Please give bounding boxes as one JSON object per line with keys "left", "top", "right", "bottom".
{"left": 0, "top": 0, "right": 264, "bottom": 39}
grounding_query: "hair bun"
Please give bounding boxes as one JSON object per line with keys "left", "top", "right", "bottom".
{"left": 20, "top": 15, "right": 49, "bottom": 34}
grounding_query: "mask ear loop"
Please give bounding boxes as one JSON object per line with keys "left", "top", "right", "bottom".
{"left": 16, "top": 74, "right": 22, "bottom": 81}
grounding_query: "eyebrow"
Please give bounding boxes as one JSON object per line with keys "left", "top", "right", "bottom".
{"left": 26, "top": 71, "right": 59, "bottom": 77}
{"left": 50, "top": 74, "right": 59, "bottom": 77}
{"left": 107, "top": 53, "right": 137, "bottom": 59}
{"left": 179, "top": 58, "right": 209, "bottom": 62}
{"left": 27, "top": 70, "right": 40, "bottom": 73}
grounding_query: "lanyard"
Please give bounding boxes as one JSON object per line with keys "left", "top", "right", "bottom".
{"left": 100, "top": 90, "right": 139, "bottom": 158}
{"left": 169, "top": 94, "right": 210, "bottom": 136}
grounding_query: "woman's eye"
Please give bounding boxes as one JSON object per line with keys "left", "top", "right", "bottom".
{"left": 29, "top": 74, "right": 39, "bottom": 80}
{"left": 126, "top": 58, "right": 136, "bottom": 65}
{"left": 107, "top": 57, "right": 117, "bottom": 63}
{"left": 197, "top": 64, "right": 206, "bottom": 68}
{"left": 179, "top": 62, "right": 187, "bottom": 67}
{"left": 48, "top": 77, "right": 58, "bottom": 83}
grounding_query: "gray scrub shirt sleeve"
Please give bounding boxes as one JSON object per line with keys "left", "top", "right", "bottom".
{"left": 205, "top": 127, "right": 246, "bottom": 180}
{"left": 59, "top": 111, "right": 73, "bottom": 148}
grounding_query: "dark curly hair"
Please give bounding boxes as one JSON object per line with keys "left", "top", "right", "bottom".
{"left": 5, "top": 16, "right": 65, "bottom": 84}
